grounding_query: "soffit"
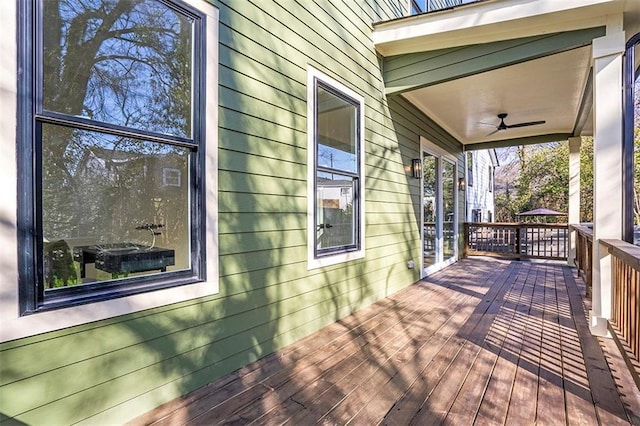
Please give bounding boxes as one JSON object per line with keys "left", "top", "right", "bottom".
{"left": 402, "top": 47, "right": 592, "bottom": 146}
{"left": 372, "top": 0, "right": 640, "bottom": 149}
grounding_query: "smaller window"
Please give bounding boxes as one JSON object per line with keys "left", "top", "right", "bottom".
{"left": 467, "top": 152, "right": 474, "bottom": 187}
{"left": 472, "top": 209, "right": 482, "bottom": 222}
{"left": 307, "top": 67, "right": 365, "bottom": 269}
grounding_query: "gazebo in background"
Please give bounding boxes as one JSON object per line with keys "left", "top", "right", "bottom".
{"left": 516, "top": 208, "right": 568, "bottom": 223}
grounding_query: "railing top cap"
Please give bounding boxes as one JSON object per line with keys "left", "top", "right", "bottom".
{"left": 466, "top": 222, "right": 568, "bottom": 227}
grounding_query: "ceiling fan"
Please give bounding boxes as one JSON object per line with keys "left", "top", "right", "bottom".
{"left": 485, "top": 113, "right": 546, "bottom": 136}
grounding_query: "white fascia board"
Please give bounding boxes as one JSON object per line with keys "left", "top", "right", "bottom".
{"left": 592, "top": 31, "right": 626, "bottom": 59}
{"left": 373, "top": 0, "right": 624, "bottom": 56}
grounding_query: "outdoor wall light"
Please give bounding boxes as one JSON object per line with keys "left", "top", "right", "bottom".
{"left": 412, "top": 158, "right": 422, "bottom": 179}
{"left": 458, "top": 177, "right": 466, "bottom": 191}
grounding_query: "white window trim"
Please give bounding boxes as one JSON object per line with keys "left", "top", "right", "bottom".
{"left": 0, "top": 0, "right": 219, "bottom": 343}
{"left": 307, "top": 66, "right": 365, "bottom": 270}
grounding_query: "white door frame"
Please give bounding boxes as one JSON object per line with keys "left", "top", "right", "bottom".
{"left": 420, "top": 137, "right": 459, "bottom": 276}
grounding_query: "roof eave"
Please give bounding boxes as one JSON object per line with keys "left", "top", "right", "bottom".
{"left": 373, "top": 0, "right": 626, "bottom": 57}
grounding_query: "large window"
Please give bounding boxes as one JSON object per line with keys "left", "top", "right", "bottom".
{"left": 18, "top": 0, "right": 208, "bottom": 313}
{"left": 307, "top": 68, "right": 365, "bottom": 269}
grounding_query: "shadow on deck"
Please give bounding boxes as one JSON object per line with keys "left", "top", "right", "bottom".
{"left": 129, "top": 258, "right": 640, "bottom": 425}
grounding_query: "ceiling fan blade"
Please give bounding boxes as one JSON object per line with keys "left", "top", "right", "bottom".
{"left": 506, "top": 120, "right": 546, "bottom": 129}
{"left": 477, "top": 121, "right": 496, "bottom": 127}
{"left": 485, "top": 128, "right": 500, "bottom": 137}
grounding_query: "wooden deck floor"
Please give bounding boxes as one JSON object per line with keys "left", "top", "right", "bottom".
{"left": 130, "top": 258, "right": 640, "bottom": 425}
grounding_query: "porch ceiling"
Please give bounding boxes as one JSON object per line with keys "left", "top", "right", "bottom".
{"left": 402, "top": 46, "right": 592, "bottom": 146}
{"left": 373, "top": 0, "right": 640, "bottom": 150}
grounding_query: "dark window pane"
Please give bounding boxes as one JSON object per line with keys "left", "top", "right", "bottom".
{"left": 423, "top": 152, "right": 437, "bottom": 267}
{"left": 317, "top": 86, "right": 357, "bottom": 173}
{"left": 42, "top": 0, "right": 193, "bottom": 138}
{"left": 467, "top": 152, "right": 474, "bottom": 186}
{"left": 41, "top": 123, "right": 190, "bottom": 289}
{"left": 423, "top": 154, "right": 437, "bottom": 221}
{"left": 489, "top": 166, "right": 493, "bottom": 192}
{"left": 443, "top": 161, "right": 455, "bottom": 259}
{"left": 316, "top": 172, "right": 356, "bottom": 251}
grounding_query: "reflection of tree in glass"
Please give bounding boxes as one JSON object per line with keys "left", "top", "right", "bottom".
{"left": 43, "top": 0, "right": 192, "bottom": 136}
{"left": 422, "top": 155, "right": 436, "bottom": 196}
{"left": 423, "top": 155, "right": 437, "bottom": 223}
{"left": 42, "top": 126, "right": 189, "bottom": 248}
{"left": 40, "top": 0, "right": 195, "bottom": 285}
{"left": 443, "top": 161, "right": 455, "bottom": 221}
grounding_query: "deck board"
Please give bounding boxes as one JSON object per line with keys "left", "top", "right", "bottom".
{"left": 128, "top": 258, "right": 638, "bottom": 426}
{"left": 474, "top": 263, "right": 531, "bottom": 425}
{"left": 444, "top": 268, "right": 524, "bottom": 425}
{"left": 536, "top": 265, "right": 567, "bottom": 426}
{"left": 504, "top": 264, "right": 543, "bottom": 425}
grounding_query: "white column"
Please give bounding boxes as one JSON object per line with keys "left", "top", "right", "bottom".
{"left": 567, "top": 136, "right": 581, "bottom": 267}
{"left": 590, "top": 30, "right": 625, "bottom": 336}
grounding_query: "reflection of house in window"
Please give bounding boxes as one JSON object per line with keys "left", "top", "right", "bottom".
{"left": 79, "top": 147, "right": 144, "bottom": 182}
{"left": 319, "top": 180, "right": 353, "bottom": 210}
{"left": 323, "top": 199, "right": 340, "bottom": 208}
{"left": 163, "top": 168, "right": 182, "bottom": 187}
{"left": 53, "top": 144, "right": 190, "bottom": 281}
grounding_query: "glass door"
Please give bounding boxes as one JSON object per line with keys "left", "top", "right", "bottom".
{"left": 422, "top": 144, "right": 458, "bottom": 275}
{"left": 442, "top": 159, "right": 456, "bottom": 264}
{"left": 423, "top": 152, "right": 438, "bottom": 269}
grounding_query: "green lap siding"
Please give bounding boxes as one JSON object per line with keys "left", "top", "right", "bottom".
{"left": 0, "top": 0, "right": 464, "bottom": 424}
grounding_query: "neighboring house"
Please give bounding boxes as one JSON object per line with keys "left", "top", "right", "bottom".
{"left": 0, "top": 0, "right": 638, "bottom": 424}
{"left": 466, "top": 149, "right": 499, "bottom": 223}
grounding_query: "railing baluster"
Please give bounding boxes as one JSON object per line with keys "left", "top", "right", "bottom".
{"left": 631, "top": 268, "right": 636, "bottom": 353}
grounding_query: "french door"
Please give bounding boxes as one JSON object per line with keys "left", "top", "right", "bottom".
{"left": 421, "top": 141, "right": 458, "bottom": 275}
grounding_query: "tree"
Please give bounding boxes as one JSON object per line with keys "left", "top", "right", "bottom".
{"left": 495, "top": 140, "right": 594, "bottom": 223}
{"left": 579, "top": 137, "right": 593, "bottom": 222}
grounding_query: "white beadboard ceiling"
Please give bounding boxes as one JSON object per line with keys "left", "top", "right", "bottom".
{"left": 374, "top": 0, "right": 640, "bottom": 147}
{"left": 402, "top": 46, "right": 593, "bottom": 145}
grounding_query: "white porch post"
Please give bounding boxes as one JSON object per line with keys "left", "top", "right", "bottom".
{"left": 590, "top": 30, "right": 625, "bottom": 336}
{"left": 567, "top": 136, "right": 581, "bottom": 267}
